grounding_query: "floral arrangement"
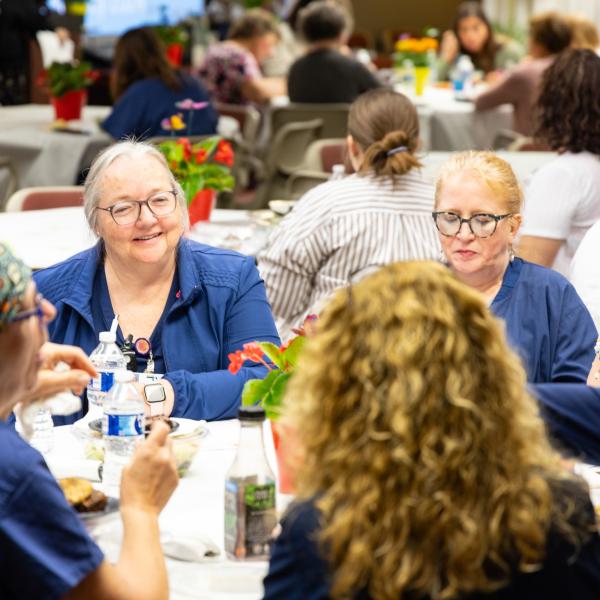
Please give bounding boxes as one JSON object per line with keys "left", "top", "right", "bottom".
{"left": 228, "top": 316, "right": 317, "bottom": 420}
{"left": 158, "top": 136, "right": 235, "bottom": 203}
{"left": 37, "top": 61, "right": 98, "bottom": 98}
{"left": 154, "top": 25, "right": 189, "bottom": 47}
{"left": 394, "top": 36, "right": 438, "bottom": 68}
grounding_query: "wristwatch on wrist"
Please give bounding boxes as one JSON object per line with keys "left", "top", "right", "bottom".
{"left": 144, "top": 383, "right": 166, "bottom": 418}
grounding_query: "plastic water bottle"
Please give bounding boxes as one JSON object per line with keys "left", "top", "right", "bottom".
{"left": 451, "top": 55, "right": 475, "bottom": 98}
{"left": 329, "top": 164, "right": 346, "bottom": 181}
{"left": 87, "top": 329, "right": 127, "bottom": 420}
{"left": 102, "top": 370, "right": 145, "bottom": 497}
{"left": 28, "top": 407, "right": 54, "bottom": 454}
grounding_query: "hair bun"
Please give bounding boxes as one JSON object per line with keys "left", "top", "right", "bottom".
{"left": 381, "top": 130, "right": 411, "bottom": 153}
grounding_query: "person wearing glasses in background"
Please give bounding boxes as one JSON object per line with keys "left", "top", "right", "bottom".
{"left": 34, "top": 141, "right": 280, "bottom": 425}
{"left": 433, "top": 151, "right": 596, "bottom": 383}
{"left": 0, "top": 242, "right": 179, "bottom": 600}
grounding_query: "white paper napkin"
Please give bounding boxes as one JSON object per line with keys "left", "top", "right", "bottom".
{"left": 161, "top": 531, "right": 221, "bottom": 562}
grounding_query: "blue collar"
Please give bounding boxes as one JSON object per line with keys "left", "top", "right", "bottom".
{"left": 60, "top": 238, "right": 203, "bottom": 322}
{"left": 491, "top": 257, "right": 524, "bottom": 306}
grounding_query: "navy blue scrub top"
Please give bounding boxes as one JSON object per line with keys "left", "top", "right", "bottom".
{"left": 0, "top": 420, "right": 103, "bottom": 599}
{"left": 490, "top": 258, "right": 596, "bottom": 383}
{"left": 92, "top": 264, "right": 178, "bottom": 376}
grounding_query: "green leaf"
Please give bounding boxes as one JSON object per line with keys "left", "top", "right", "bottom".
{"left": 258, "top": 342, "right": 286, "bottom": 370}
{"left": 241, "top": 376, "right": 273, "bottom": 406}
{"left": 282, "top": 336, "right": 306, "bottom": 369}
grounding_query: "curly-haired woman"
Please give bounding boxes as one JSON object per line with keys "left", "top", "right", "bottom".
{"left": 263, "top": 261, "right": 600, "bottom": 600}
{"left": 518, "top": 49, "right": 600, "bottom": 276}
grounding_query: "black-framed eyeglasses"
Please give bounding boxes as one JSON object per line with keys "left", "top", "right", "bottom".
{"left": 11, "top": 294, "right": 45, "bottom": 325}
{"left": 432, "top": 211, "right": 513, "bottom": 238}
{"left": 96, "top": 189, "right": 178, "bottom": 225}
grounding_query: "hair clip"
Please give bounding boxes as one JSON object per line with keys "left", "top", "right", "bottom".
{"left": 386, "top": 146, "right": 408, "bottom": 157}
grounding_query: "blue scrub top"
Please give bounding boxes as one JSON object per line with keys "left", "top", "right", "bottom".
{"left": 490, "top": 258, "right": 596, "bottom": 383}
{"left": 0, "top": 421, "right": 103, "bottom": 599}
{"left": 102, "top": 74, "right": 219, "bottom": 140}
{"left": 92, "top": 264, "right": 178, "bottom": 376}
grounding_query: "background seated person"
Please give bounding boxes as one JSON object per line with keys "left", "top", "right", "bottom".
{"left": 258, "top": 89, "right": 439, "bottom": 338}
{"left": 438, "top": 0, "right": 523, "bottom": 82}
{"left": 287, "top": 1, "right": 380, "bottom": 103}
{"left": 198, "top": 8, "right": 286, "bottom": 105}
{"left": 474, "top": 11, "right": 572, "bottom": 136}
{"left": 263, "top": 261, "right": 600, "bottom": 599}
{"left": 518, "top": 49, "right": 600, "bottom": 275}
{"left": 571, "top": 220, "right": 600, "bottom": 333}
{"left": 102, "top": 27, "right": 218, "bottom": 140}
{"left": 434, "top": 151, "right": 596, "bottom": 383}
{"left": 0, "top": 242, "right": 179, "bottom": 600}
{"left": 34, "top": 141, "right": 280, "bottom": 425}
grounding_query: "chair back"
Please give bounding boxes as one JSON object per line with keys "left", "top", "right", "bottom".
{"left": 0, "top": 157, "right": 19, "bottom": 211}
{"left": 270, "top": 103, "right": 350, "bottom": 140}
{"left": 214, "top": 102, "right": 261, "bottom": 148}
{"left": 6, "top": 186, "right": 85, "bottom": 212}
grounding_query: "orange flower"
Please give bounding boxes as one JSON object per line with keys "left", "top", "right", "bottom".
{"left": 194, "top": 148, "right": 208, "bottom": 164}
{"left": 214, "top": 140, "right": 234, "bottom": 167}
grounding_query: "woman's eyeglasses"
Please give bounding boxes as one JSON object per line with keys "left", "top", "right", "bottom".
{"left": 11, "top": 294, "right": 45, "bottom": 325}
{"left": 96, "top": 189, "right": 178, "bottom": 226}
{"left": 432, "top": 211, "right": 513, "bottom": 238}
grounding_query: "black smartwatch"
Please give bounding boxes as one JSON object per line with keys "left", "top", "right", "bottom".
{"left": 144, "top": 383, "right": 166, "bottom": 417}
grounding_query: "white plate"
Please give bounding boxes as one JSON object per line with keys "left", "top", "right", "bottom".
{"left": 268, "top": 200, "right": 295, "bottom": 216}
{"left": 73, "top": 416, "right": 208, "bottom": 440}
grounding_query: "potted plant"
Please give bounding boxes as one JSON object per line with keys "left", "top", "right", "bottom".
{"left": 227, "top": 316, "right": 316, "bottom": 493}
{"left": 158, "top": 135, "right": 235, "bottom": 225}
{"left": 155, "top": 25, "right": 190, "bottom": 66}
{"left": 37, "top": 61, "right": 98, "bottom": 120}
{"left": 394, "top": 35, "right": 438, "bottom": 96}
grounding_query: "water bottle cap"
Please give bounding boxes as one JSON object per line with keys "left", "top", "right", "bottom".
{"left": 99, "top": 330, "right": 116, "bottom": 343}
{"left": 114, "top": 369, "right": 135, "bottom": 383}
{"left": 238, "top": 405, "right": 266, "bottom": 421}
{"left": 332, "top": 164, "right": 345, "bottom": 173}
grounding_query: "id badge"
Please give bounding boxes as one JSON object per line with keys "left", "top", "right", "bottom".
{"left": 135, "top": 372, "right": 164, "bottom": 385}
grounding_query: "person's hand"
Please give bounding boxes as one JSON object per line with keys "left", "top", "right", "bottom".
{"left": 440, "top": 30, "right": 459, "bottom": 64}
{"left": 55, "top": 27, "right": 70, "bottom": 45}
{"left": 23, "top": 342, "right": 97, "bottom": 402}
{"left": 120, "top": 421, "right": 179, "bottom": 516}
{"left": 588, "top": 357, "right": 600, "bottom": 386}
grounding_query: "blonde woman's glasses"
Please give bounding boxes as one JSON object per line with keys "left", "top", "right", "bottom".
{"left": 96, "top": 189, "right": 177, "bottom": 225}
{"left": 432, "top": 211, "right": 513, "bottom": 238}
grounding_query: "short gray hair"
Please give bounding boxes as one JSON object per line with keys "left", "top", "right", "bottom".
{"left": 84, "top": 140, "right": 189, "bottom": 233}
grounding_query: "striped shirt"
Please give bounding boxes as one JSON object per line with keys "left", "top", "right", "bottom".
{"left": 257, "top": 171, "right": 440, "bottom": 336}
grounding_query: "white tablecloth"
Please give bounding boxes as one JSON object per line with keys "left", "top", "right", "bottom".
{"left": 402, "top": 87, "right": 514, "bottom": 151}
{"left": 0, "top": 104, "right": 113, "bottom": 203}
{"left": 45, "top": 419, "right": 274, "bottom": 600}
{"left": 0, "top": 207, "right": 275, "bottom": 269}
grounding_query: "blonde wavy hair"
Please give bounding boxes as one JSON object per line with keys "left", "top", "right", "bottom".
{"left": 284, "top": 261, "right": 588, "bottom": 600}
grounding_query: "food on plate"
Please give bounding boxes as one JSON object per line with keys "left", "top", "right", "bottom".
{"left": 59, "top": 477, "right": 108, "bottom": 513}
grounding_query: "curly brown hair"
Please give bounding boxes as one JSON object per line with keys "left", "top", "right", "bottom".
{"left": 535, "top": 48, "right": 600, "bottom": 154}
{"left": 284, "top": 261, "right": 590, "bottom": 599}
{"left": 112, "top": 27, "right": 180, "bottom": 100}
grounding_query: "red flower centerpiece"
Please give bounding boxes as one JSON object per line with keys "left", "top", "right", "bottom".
{"left": 158, "top": 134, "right": 235, "bottom": 225}
{"left": 227, "top": 316, "right": 317, "bottom": 493}
{"left": 37, "top": 61, "right": 99, "bottom": 121}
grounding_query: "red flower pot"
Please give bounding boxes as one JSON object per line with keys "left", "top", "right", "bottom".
{"left": 188, "top": 189, "right": 216, "bottom": 226}
{"left": 51, "top": 89, "right": 87, "bottom": 121}
{"left": 166, "top": 43, "right": 184, "bottom": 66}
{"left": 270, "top": 420, "right": 296, "bottom": 494}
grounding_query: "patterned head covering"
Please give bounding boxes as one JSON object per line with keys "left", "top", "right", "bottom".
{"left": 0, "top": 243, "right": 32, "bottom": 329}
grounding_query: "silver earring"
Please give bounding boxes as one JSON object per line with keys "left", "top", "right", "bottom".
{"left": 508, "top": 245, "right": 515, "bottom": 262}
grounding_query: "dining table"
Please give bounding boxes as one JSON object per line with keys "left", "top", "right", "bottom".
{"left": 45, "top": 418, "right": 278, "bottom": 600}
{"left": 0, "top": 206, "right": 276, "bottom": 269}
{"left": 0, "top": 104, "right": 113, "bottom": 207}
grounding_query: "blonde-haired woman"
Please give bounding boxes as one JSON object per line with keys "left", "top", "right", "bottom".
{"left": 263, "top": 261, "right": 600, "bottom": 599}
{"left": 434, "top": 151, "right": 596, "bottom": 383}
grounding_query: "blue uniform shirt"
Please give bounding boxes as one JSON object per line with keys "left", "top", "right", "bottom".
{"left": 102, "top": 74, "right": 219, "bottom": 140}
{"left": 490, "top": 258, "right": 596, "bottom": 383}
{"left": 34, "top": 239, "right": 281, "bottom": 424}
{"left": 0, "top": 421, "right": 103, "bottom": 599}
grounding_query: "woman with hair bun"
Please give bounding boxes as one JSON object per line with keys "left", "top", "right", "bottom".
{"left": 258, "top": 88, "right": 439, "bottom": 337}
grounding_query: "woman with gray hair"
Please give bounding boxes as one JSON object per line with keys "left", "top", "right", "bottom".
{"left": 34, "top": 140, "right": 280, "bottom": 424}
